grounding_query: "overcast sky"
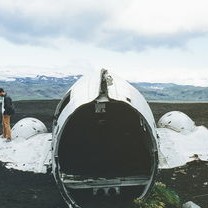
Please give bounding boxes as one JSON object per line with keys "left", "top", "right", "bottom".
{"left": 0, "top": 0, "right": 208, "bottom": 86}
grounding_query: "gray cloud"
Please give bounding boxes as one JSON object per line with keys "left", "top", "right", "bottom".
{"left": 0, "top": 8, "right": 106, "bottom": 45}
{"left": 0, "top": 8, "right": 207, "bottom": 51}
{"left": 97, "top": 29, "right": 208, "bottom": 52}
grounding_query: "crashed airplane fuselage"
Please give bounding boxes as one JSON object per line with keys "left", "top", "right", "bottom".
{"left": 52, "top": 69, "right": 158, "bottom": 207}
{"left": 1, "top": 69, "right": 208, "bottom": 207}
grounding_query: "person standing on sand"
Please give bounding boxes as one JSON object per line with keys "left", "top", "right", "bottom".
{"left": 0, "top": 88, "right": 15, "bottom": 142}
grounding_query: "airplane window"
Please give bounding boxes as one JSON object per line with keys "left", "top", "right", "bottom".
{"left": 126, "top": 97, "right": 131, "bottom": 103}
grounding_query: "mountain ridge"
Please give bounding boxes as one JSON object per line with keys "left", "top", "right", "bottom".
{"left": 0, "top": 75, "right": 207, "bottom": 101}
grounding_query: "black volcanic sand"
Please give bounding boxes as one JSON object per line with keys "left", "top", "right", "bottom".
{"left": 0, "top": 163, "right": 67, "bottom": 208}
{"left": 0, "top": 100, "right": 208, "bottom": 208}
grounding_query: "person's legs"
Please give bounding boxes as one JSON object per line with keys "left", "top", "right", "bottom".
{"left": 3, "top": 115, "right": 11, "bottom": 140}
{"left": 2, "top": 115, "right": 6, "bottom": 138}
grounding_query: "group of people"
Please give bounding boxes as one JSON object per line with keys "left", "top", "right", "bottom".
{"left": 0, "top": 88, "right": 14, "bottom": 142}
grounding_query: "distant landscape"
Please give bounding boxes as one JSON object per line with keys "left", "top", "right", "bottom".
{"left": 0, "top": 75, "right": 208, "bottom": 101}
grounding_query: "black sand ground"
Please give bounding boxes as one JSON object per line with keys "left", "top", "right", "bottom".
{"left": 0, "top": 100, "right": 208, "bottom": 208}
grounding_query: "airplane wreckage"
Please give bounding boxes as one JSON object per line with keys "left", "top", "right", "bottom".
{"left": 0, "top": 69, "right": 208, "bottom": 208}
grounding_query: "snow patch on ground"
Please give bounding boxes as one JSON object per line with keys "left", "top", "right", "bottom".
{"left": 0, "top": 133, "right": 52, "bottom": 173}
{"left": 158, "top": 126, "right": 208, "bottom": 169}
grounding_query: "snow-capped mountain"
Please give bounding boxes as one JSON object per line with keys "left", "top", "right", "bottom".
{"left": 132, "top": 82, "right": 208, "bottom": 102}
{"left": 0, "top": 67, "right": 79, "bottom": 81}
{"left": 14, "top": 75, "right": 80, "bottom": 84}
{"left": 0, "top": 74, "right": 82, "bottom": 100}
{"left": 0, "top": 74, "right": 207, "bottom": 101}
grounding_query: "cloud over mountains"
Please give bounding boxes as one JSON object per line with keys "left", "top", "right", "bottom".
{"left": 0, "top": 0, "right": 208, "bottom": 87}
{"left": 1, "top": 0, "right": 208, "bottom": 51}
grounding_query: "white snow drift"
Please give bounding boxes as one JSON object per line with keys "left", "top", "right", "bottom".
{"left": 0, "top": 118, "right": 51, "bottom": 173}
{"left": 0, "top": 111, "right": 208, "bottom": 173}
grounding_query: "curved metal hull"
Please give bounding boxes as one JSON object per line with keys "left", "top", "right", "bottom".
{"left": 52, "top": 70, "right": 158, "bottom": 208}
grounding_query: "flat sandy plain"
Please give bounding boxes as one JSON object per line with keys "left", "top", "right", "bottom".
{"left": 0, "top": 100, "right": 207, "bottom": 208}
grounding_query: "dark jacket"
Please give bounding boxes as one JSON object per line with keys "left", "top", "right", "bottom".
{"left": 3, "top": 94, "right": 15, "bottom": 116}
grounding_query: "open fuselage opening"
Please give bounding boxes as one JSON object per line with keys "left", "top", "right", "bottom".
{"left": 57, "top": 101, "right": 157, "bottom": 207}
{"left": 58, "top": 101, "right": 154, "bottom": 178}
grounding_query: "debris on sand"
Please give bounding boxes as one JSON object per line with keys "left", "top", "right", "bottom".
{"left": 182, "top": 201, "right": 201, "bottom": 208}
